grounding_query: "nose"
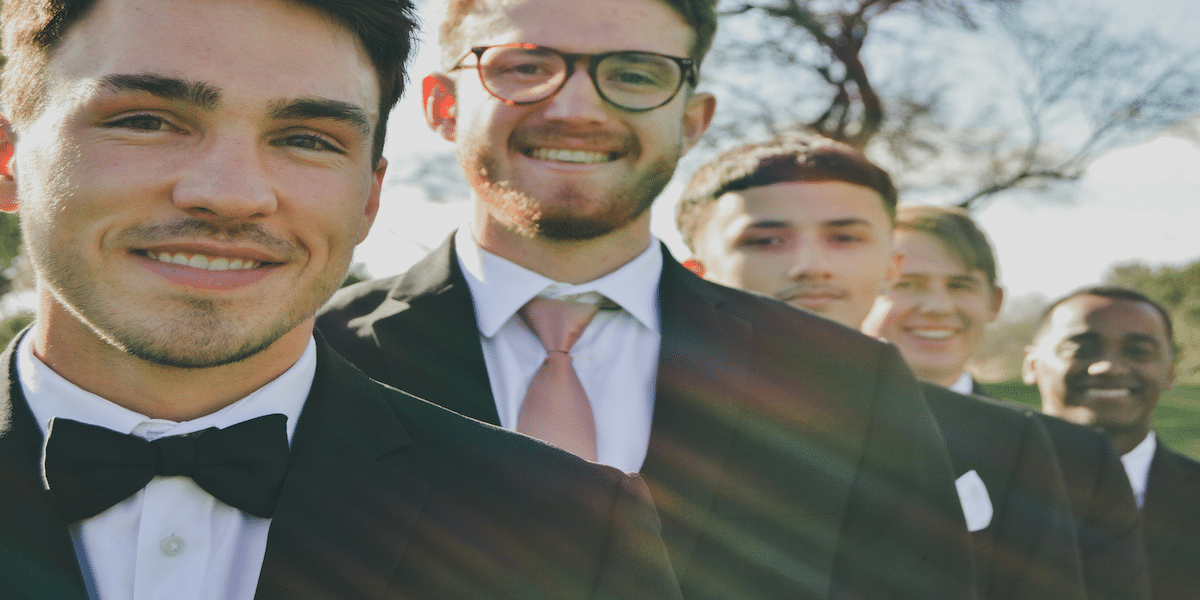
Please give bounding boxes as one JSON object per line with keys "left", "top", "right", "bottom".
{"left": 542, "top": 61, "right": 609, "bottom": 123}
{"left": 918, "top": 286, "right": 954, "bottom": 315}
{"left": 786, "top": 235, "right": 833, "bottom": 281}
{"left": 1087, "top": 358, "right": 1131, "bottom": 376}
{"left": 172, "top": 135, "right": 277, "bottom": 220}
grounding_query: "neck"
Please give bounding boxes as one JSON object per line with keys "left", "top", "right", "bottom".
{"left": 32, "top": 305, "right": 310, "bottom": 422}
{"left": 1104, "top": 424, "right": 1152, "bottom": 456}
{"left": 471, "top": 203, "right": 653, "bottom": 284}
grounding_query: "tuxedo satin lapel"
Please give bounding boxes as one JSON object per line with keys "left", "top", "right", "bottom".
{"left": 256, "top": 339, "right": 431, "bottom": 600}
{"left": 0, "top": 336, "right": 90, "bottom": 600}
{"left": 642, "top": 252, "right": 751, "bottom": 580}
{"left": 370, "top": 235, "right": 500, "bottom": 425}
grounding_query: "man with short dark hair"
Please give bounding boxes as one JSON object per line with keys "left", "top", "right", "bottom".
{"left": 317, "top": 2, "right": 973, "bottom": 597}
{"left": 0, "top": 0, "right": 683, "bottom": 597}
{"left": 1025, "top": 286, "right": 1200, "bottom": 600}
{"left": 679, "top": 133, "right": 1148, "bottom": 600}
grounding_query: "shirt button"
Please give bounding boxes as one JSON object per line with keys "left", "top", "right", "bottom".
{"left": 160, "top": 535, "right": 186, "bottom": 557}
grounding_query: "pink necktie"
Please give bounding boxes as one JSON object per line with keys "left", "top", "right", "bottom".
{"left": 517, "top": 297, "right": 600, "bottom": 461}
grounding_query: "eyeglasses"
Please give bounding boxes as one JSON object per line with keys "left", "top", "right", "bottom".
{"left": 451, "top": 43, "right": 697, "bottom": 113}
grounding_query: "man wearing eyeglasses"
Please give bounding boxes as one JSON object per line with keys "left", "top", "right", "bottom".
{"left": 318, "top": 0, "right": 973, "bottom": 597}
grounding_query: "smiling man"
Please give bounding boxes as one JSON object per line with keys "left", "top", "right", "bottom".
{"left": 317, "top": 1, "right": 973, "bottom": 597}
{"left": 1024, "top": 286, "right": 1200, "bottom": 599}
{"left": 0, "top": 0, "right": 685, "bottom": 598}
{"left": 861, "top": 205, "right": 1003, "bottom": 392}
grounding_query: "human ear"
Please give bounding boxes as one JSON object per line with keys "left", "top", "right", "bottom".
{"left": 0, "top": 117, "right": 17, "bottom": 213}
{"left": 423, "top": 74, "right": 457, "bottom": 142}
{"left": 680, "top": 92, "right": 715, "bottom": 153}
{"left": 1021, "top": 348, "right": 1038, "bottom": 385}
{"left": 357, "top": 157, "right": 387, "bottom": 245}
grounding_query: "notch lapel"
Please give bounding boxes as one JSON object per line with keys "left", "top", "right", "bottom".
{"left": 369, "top": 236, "right": 500, "bottom": 425}
{"left": 0, "top": 337, "right": 90, "bottom": 599}
{"left": 255, "top": 339, "right": 432, "bottom": 600}
{"left": 642, "top": 252, "right": 752, "bottom": 580}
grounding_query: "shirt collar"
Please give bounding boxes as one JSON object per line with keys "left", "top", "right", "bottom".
{"left": 455, "top": 226, "right": 662, "bottom": 337}
{"left": 1121, "top": 430, "right": 1157, "bottom": 509}
{"left": 949, "top": 372, "right": 975, "bottom": 395}
{"left": 18, "top": 333, "right": 315, "bottom": 445}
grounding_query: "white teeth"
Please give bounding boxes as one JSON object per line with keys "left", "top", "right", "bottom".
{"left": 1086, "top": 389, "right": 1131, "bottom": 399}
{"left": 531, "top": 148, "right": 611, "bottom": 164}
{"left": 147, "top": 252, "right": 260, "bottom": 271}
{"left": 911, "top": 329, "right": 955, "bottom": 340}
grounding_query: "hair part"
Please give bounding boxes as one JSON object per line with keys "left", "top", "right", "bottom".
{"left": 1032, "top": 285, "right": 1176, "bottom": 354}
{"left": 676, "top": 131, "right": 897, "bottom": 251}
{"left": 894, "top": 203, "right": 999, "bottom": 289}
{"left": 438, "top": 0, "right": 718, "bottom": 72}
{"left": 1, "top": 0, "right": 419, "bottom": 162}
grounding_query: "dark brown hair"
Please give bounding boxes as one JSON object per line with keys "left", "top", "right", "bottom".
{"left": 677, "top": 132, "right": 897, "bottom": 251}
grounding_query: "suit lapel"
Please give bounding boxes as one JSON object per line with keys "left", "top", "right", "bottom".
{"left": 369, "top": 236, "right": 500, "bottom": 425}
{"left": 642, "top": 252, "right": 751, "bottom": 579}
{"left": 1142, "top": 445, "right": 1197, "bottom": 587}
{"left": 0, "top": 337, "right": 90, "bottom": 599}
{"left": 255, "top": 338, "right": 432, "bottom": 600}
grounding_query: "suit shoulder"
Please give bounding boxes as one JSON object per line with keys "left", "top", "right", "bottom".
{"left": 699, "top": 278, "right": 890, "bottom": 354}
{"left": 320, "top": 275, "right": 404, "bottom": 319}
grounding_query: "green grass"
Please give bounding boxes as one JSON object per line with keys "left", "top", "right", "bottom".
{"left": 979, "top": 382, "right": 1200, "bottom": 463}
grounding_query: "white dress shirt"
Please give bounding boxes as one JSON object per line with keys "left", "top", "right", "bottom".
{"left": 455, "top": 227, "right": 661, "bottom": 473}
{"left": 19, "top": 333, "right": 314, "bottom": 600}
{"left": 1121, "top": 431, "right": 1157, "bottom": 509}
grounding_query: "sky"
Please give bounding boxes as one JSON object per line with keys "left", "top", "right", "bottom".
{"left": 356, "top": 0, "right": 1200, "bottom": 309}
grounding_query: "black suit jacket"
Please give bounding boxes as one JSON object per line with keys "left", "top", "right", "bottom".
{"left": 1142, "top": 442, "right": 1200, "bottom": 600}
{"left": 972, "top": 382, "right": 1151, "bottom": 600}
{"left": 0, "top": 334, "right": 683, "bottom": 600}
{"left": 921, "top": 382, "right": 1085, "bottom": 600}
{"left": 317, "top": 236, "right": 975, "bottom": 600}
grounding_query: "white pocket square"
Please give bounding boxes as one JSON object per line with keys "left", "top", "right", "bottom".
{"left": 955, "top": 469, "right": 993, "bottom": 532}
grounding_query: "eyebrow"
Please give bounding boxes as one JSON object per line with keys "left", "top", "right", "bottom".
{"left": 99, "top": 73, "right": 221, "bottom": 109}
{"left": 269, "top": 98, "right": 372, "bottom": 138}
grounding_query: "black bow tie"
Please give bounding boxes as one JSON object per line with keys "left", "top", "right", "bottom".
{"left": 42, "top": 414, "right": 290, "bottom": 522}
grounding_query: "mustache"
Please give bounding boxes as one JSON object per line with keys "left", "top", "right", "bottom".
{"left": 773, "top": 284, "right": 848, "bottom": 302}
{"left": 114, "top": 219, "right": 299, "bottom": 255}
{"left": 513, "top": 123, "right": 635, "bottom": 152}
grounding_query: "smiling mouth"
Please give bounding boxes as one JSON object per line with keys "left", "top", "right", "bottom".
{"left": 909, "top": 329, "right": 957, "bottom": 340}
{"left": 1083, "top": 388, "right": 1133, "bottom": 399}
{"left": 139, "top": 251, "right": 264, "bottom": 272}
{"left": 526, "top": 148, "right": 617, "bottom": 164}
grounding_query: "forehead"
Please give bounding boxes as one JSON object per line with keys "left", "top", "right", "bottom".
{"left": 459, "top": 0, "right": 693, "bottom": 56}
{"left": 895, "top": 231, "right": 977, "bottom": 278}
{"left": 709, "top": 181, "right": 892, "bottom": 234}
{"left": 1047, "top": 296, "right": 1170, "bottom": 344}
{"left": 43, "top": 0, "right": 379, "bottom": 120}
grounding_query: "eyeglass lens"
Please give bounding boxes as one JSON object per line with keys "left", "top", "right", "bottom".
{"left": 477, "top": 46, "right": 685, "bottom": 111}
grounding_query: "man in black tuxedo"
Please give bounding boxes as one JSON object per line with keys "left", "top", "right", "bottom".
{"left": 677, "top": 134, "right": 1086, "bottom": 600}
{"left": 1024, "top": 286, "right": 1200, "bottom": 600}
{"left": 864, "top": 207, "right": 1150, "bottom": 600}
{"left": 317, "top": 0, "right": 973, "bottom": 598}
{"left": 0, "top": 0, "right": 682, "bottom": 597}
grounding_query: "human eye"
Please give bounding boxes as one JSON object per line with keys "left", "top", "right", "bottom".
{"left": 104, "top": 113, "right": 179, "bottom": 133}
{"left": 486, "top": 50, "right": 558, "bottom": 82}
{"left": 273, "top": 131, "right": 345, "bottom": 154}
{"left": 736, "top": 235, "right": 785, "bottom": 250}
{"left": 947, "top": 278, "right": 981, "bottom": 293}
{"left": 891, "top": 278, "right": 920, "bottom": 291}
{"left": 1123, "top": 342, "right": 1161, "bottom": 363}
{"left": 601, "top": 54, "right": 676, "bottom": 91}
{"left": 1057, "top": 338, "right": 1096, "bottom": 360}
